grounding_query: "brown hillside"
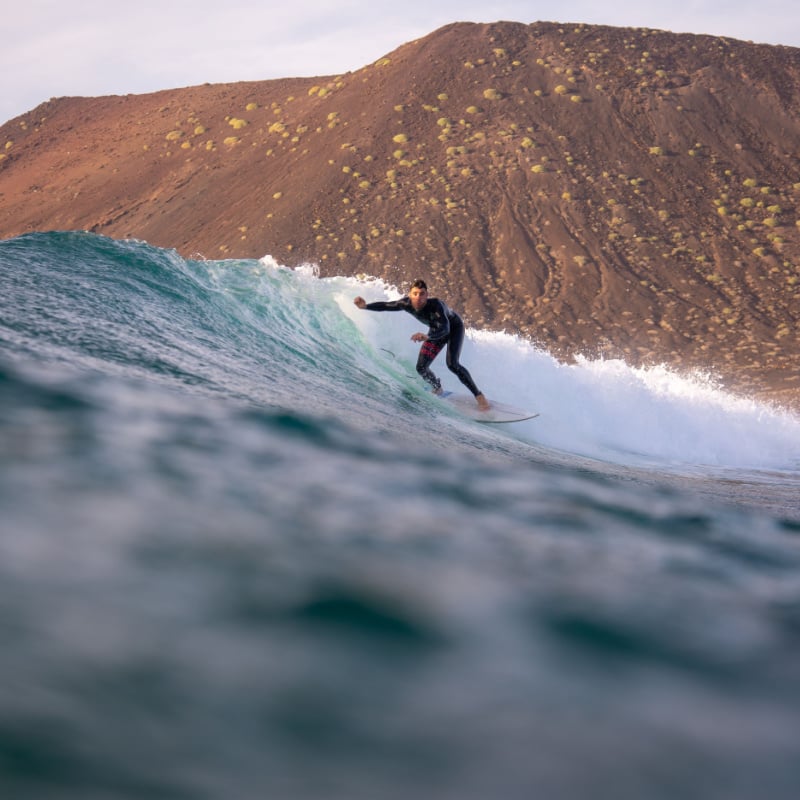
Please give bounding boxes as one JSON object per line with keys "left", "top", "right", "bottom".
{"left": 1, "top": 21, "right": 799, "bottom": 405}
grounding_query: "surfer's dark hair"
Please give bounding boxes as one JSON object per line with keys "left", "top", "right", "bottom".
{"left": 410, "top": 279, "right": 428, "bottom": 291}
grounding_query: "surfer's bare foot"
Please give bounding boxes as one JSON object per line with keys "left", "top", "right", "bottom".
{"left": 476, "top": 393, "right": 490, "bottom": 411}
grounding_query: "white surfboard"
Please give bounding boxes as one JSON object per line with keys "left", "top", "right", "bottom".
{"left": 440, "top": 391, "right": 539, "bottom": 424}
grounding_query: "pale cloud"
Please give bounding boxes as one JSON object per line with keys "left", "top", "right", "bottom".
{"left": 2, "top": 0, "right": 798, "bottom": 124}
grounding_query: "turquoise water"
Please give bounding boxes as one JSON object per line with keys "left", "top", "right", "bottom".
{"left": 1, "top": 231, "right": 799, "bottom": 799}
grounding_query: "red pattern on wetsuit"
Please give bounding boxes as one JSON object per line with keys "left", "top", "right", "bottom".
{"left": 420, "top": 339, "right": 443, "bottom": 360}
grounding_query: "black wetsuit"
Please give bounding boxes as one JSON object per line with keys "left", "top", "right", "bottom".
{"left": 364, "top": 297, "right": 482, "bottom": 397}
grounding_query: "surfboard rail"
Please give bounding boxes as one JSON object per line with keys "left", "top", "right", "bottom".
{"left": 440, "top": 391, "right": 539, "bottom": 424}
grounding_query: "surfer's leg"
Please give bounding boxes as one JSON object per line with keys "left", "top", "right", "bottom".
{"left": 416, "top": 340, "right": 443, "bottom": 393}
{"left": 445, "top": 319, "right": 482, "bottom": 398}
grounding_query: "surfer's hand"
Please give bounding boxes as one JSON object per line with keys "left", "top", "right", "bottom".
{"left": 354, "top": 296, "right": 366, "bottom": 309}
{"left": 411, "top": 332, "right": 427, "bottom": 343}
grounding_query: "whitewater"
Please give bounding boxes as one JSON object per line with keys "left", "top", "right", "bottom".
{"left": 1, "top": 231, "right": 799, "bottom": 800}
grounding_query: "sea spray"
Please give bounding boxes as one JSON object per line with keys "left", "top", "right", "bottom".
{"left": 343, "top": 276, "right": 800, "bottom": 471}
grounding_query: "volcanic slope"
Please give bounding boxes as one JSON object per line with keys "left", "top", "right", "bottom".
{"left": 2, "top": 21, "right": 800, "bottom": 402}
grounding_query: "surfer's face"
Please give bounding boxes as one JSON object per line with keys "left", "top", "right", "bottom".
{"left": 409, "top": 286, "right": 428, "bottom": 310}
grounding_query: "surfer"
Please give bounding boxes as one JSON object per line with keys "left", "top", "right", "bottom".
{"left": 354, "top": 279, "right": 490, "bottom": 411}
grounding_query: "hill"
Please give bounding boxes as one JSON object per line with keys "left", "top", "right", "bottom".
{"left": 1, "top": 21, "right": 799, "bottom": 404}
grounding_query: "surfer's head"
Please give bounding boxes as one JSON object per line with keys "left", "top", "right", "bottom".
{"left": 408, "top": 279, "right": 428, "bottom": 310}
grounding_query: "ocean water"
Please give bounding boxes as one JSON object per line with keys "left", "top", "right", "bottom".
{"left": 1, "top": 231, "right": 799, "bottom": 800}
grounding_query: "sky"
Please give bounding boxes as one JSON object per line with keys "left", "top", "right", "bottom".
{"left": 2, "top": 0, "right": 799, "bottom": 125}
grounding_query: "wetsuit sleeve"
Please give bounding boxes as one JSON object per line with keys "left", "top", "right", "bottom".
{"left": 425, "top": 300, "right": 451, "bottom": 343}
{"left": 364, "top": 298, "right": 410, "bottom": 312}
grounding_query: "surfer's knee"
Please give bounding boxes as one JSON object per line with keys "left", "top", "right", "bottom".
{"left": 447, "top": 361, "right": 467, "bottom": 378}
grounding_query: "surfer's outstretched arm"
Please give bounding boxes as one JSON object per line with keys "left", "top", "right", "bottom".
{"left": 354, "top": 296, "right": 407, "bottom": 312}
